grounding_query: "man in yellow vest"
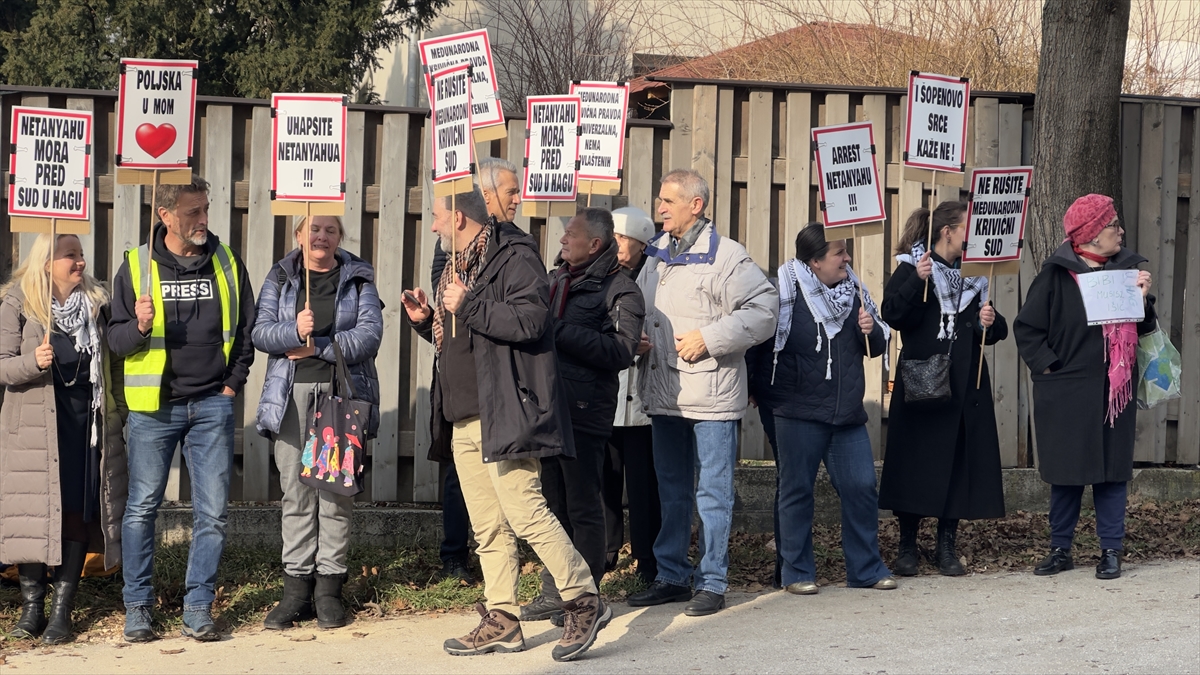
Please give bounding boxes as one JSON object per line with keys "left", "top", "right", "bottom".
{"left": 107, "top": 174, "right": 256, "bottom": 643}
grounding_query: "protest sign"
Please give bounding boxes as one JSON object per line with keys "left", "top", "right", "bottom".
{"left": 569, "top": 80, "right": 629, "bottom": 198}
{"left": 961, "top": 166, "right": 1031, "bottom": 276}
{"left": 1076, "top": 270, "right": 1145, "bottom": 326}
{"left": 811, "top": 122, "right": 885, "bottom": 229}
{"left": 430, "top": 63, "right": 474, "bottom": 194}
{"left": 8, "top": 106, "right": 92, "bottom": 227}
{"left": 522, "top": 95, "right": 581, "bottom": 205}
{"left": 419, "top": 29, "right": 505, "bottom": 141}
{"left": 903, "top": 72, "right": 970, "bottom": 173}
{"left": 116, "top": 58, "right": 197, "bottom": 170}
{"left": 271, "top": 93, "right": 347, "bottom": 208}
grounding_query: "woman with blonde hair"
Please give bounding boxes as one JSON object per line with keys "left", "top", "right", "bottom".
{"left": 0, "top": 233, "right": 127, "bottom": 644}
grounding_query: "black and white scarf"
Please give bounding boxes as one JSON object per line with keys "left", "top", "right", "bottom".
{"left": 896, "top": 242, "right": 989, "bottom": 340}
{"left": 51, "top": 290, "right": 103, "bottom": 447}
{"left": 773, "top": 259, "right": 890, "bottom": 381}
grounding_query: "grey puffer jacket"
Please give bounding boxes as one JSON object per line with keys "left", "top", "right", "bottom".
{"left": 253, "top": 248, "right": 383, "bottom": 438}
{"left": 0, "top": 287, "right": 128, "bottom": 569}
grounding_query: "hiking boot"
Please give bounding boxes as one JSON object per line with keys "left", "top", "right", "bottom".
{"left": 181, "top": 607, "right": 222, "bottom": 642}
{"left": 1095, "top": 549, "right": 1122, "bottom": 580}
{"left": 520, "top": 594, "right": 562, "bottom": 622}
{"left": 314, "top": 573, "right": 347, "bottom": 629}
{"left": 627, "top": 581, "right": 691, "bottom": 607}
{"left": 123, "top": 606, "right": 159, "bottom": 643}
{"left": 552, "top": 594, "right": 611, "bottom": 662}
{"left": 443, "top": 603, "right": 525, "bottom": 656}
{"left": 894, "top": 514, "right": 921, "bottom": 577}
{"left": 264, "top": 573, "right": 315, "bottom": 630}
{"left": 11, "top": 564, "right": 48, "bottom": 639}
{"left": 42, "top": 540, "right": 88, "bottom": 645}
{"left": 441, "top": 559, "right": 475, "bottom": 585}
{"left": 935, "top": 519, "right": 966, "bottom": 576}
{"left": 1034, "top": 547, "right": 1074, "bottom": 576}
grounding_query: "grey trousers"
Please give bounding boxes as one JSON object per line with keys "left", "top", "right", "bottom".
{"left": 274, "top": 381, "right": 354, "bottom": 576}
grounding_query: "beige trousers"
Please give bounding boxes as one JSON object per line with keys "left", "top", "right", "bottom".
{"left": 451, "top": 417, "right": 595, "bottom": 615}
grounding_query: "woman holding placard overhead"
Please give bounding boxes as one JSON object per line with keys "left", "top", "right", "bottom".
{"left": 1, "top": 233, "right": 127, "bottom": 645}
{"left": 879, "top": 201, "right": 1007, "bottom": 577}
{"left": 254, "top": 215, "right": 382, "bottom": 630}
{"left": 1014, "top": 194, "right": 1155, "bottom": 580}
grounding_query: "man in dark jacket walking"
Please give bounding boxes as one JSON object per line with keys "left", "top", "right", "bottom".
{"left": 107, "top": 175, "right": 256, "bottom": 643}
{"left": 401, "top": 188, "right": 611, "bottom": 662}
{"left": 522, "top": 208, "right": 644, "bottom": 626}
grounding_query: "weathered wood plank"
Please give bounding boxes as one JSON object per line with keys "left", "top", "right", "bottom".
{"left": 506, "top": 118, "right": 532, "bottom": 235}
{"left": 784, "top": 91, "right": 812, "bottom": 249}
{"left": 1134, "top": 103, "right": 1165, "bottom": 462}
{"left": 1121, "top": 103, "right": 1144, "bottom": 246}
{"left": 692, "top": 85, "right": 718, "bottom": 193}
{"left": 714, "top": 88, "right": 735, "bottom": 236}
{"left": 1179, "top": 110, "right": 1200, "bottom": 465}
{"left": 669, "top": 86, "right": 694, "bottom": 172}
{"left": 413, "top": 122, "right": 440, "bottom": 502}
{"left": 1151, "top": 106, "right": 1180, "bottom": 463}
{"left": 341, "top": 110, "right": 366, "bottom": 256}
{"left": 65, "top": 97, "right": 97, "bottom": 269}
{"left": 241, "top": 106, "right": 276, "bottom": 501}
{"left": 994, "top": 103, "right": 1024, "bottom": 468}
{"left": 626, "top": 126, "right": 656, "bottom": 217}
{"left": 860, "top": 94, "right": 888, "bottom": 459}
{"left": 372, "top": 113, "right": 410, "bottom": 501}
{"left": 203, "top": 105, "right": 234, "bottom": 243}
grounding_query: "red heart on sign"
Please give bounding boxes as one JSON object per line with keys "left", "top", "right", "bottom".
{"left": 135, "top": 123, "right": 177, "bottom": 158}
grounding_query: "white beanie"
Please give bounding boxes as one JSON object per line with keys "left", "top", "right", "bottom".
{"left": 611, "top": 207, "right": 656, "bottom": 244}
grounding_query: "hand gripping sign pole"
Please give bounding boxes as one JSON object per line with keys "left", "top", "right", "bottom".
{"left": 569, "top": 80, "right": 630, "bottom": 207}
{"left": 115, "top": 58, "right": 199, "bottom": 244}
{"left": 521, "top": 95, "right": 583, "bottom": 220}
{"left": 902, "top": 71, "right": 971, "bottom": 302}
{"left": 8, "top": 106, "right": 95, "bottom": 343}
{"left": 270, "top": 93, "right": 348, "bottom": 346}
{"left": 811, "top": 122, "right": 887, "bottom": 358}
{"left": 430, "top": 63, "right": 476, "bottom": 338}
{"left": 960, "top": 167, "right": 1032, "bottom": 388}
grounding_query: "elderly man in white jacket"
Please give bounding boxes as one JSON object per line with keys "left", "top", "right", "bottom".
{"left": 627, "top": 169, "right": 779, "bottom": 616}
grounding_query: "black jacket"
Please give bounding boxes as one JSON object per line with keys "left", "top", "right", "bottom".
{"left": 878, "top": 255, "right": 1007, "bottom": 519}
{"left": 1014, "top": 242, "right": 1157, "bottom": 486}
{"left": 412, "top": 221, "right": 574, "bottom": 463}
{"left": 551, "top": 240, "right": 645, "bottom": 437}
{"left": 747, "top": 290, "right": 886, "bottom": 427}
{"left": 108, "top": 225, "right": 256, "bottom": 401}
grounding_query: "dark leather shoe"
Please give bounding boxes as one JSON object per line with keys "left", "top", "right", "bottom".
{"left": 627, "top": 581, "right": 691, "bottom": 607}
{"left": 442, "top": 559, "right": 475, "bottom": 585}
{"left": 1034, "top": 547, "right": 1074, "bottom": 576}
{"left": 684, "top": 591, "right": 725, "bottom": 617}
{"left": 1095, "top": 549, "right": 1121, "bottom": 579}
{"left": 520, "top": 594, "right": 562, "bottom": 622}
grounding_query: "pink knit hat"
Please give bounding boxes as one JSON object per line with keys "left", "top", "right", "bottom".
{"left": 1063, "top": 194, "right": 1117, "bottom": 245}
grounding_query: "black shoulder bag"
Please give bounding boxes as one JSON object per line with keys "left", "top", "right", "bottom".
{"left": 899, "top": 277, "right": 963, "bottom": 405}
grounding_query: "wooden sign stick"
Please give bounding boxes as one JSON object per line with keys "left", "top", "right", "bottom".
{"left": 304, "top": 201, "right": 312, "bottom": 348}
{"left": 923, "top": 168, "right": 937, "bottom": 302}
{"left": 44, "top": 218, "right": 57, "bottom": 346}
{"left": 853, "top": 222, "right": 871, "bottom": 358}
{"left": 147, "top": 169, "right": 160, "bottom": 244}
{"left": 586, "top": 181, "right": 593, "bottom": 208}
{"left": 976, "top": 264, "right": 995, "bottom": 389}
{"left": 451, "top": 189, "right": 457, "bottom": 338}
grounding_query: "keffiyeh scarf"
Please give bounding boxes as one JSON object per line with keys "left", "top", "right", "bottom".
{"left": 433, "top": 224, "right": 492, "bottom": 352}
{"left": 51, "top": 289, "right": 103, "bottom": 447}
{"left": 896, "top": 242, "right": 989, "bottom": 340}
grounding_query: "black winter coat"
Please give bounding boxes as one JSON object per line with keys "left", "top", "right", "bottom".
{"left": 551, "top": 240, "right": 645, "bottom": 438}
{"left": 412, "top": 221, "right": 574, "bottom": 463}
{"left": 747, "top": 290, "right": 886, "bottom": 427}
{"left": 1014, "top": 242, "right": 1157, "bottom": 486}
{"left": 878, "top": 255, "right": 1007, "bottom": 520}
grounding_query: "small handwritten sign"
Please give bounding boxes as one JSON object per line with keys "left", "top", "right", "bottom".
{"left": 1075, "top": 270, "right": 1144, "bottom": 326}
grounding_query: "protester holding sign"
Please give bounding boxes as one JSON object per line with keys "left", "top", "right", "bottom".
{"left": 253, "top": 215, "right": 382, "bottom": 630}
{"left": 750, "top": 222, "right": 895, "bottom": 595}
{"left": 1014, "top": 194, "right": 1155, "bottom": 581}
{"left": 1, "top": 233, "right": 126, "bottom": 645}
{"left": 879, "top": 202, "right": 1007, "bottom": 577}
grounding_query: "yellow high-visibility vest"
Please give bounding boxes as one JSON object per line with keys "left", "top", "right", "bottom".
{"left": 123, "top": 243, "right": 240, "bottom": 412}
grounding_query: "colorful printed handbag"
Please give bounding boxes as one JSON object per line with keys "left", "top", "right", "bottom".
{"left": 299, "top": 341, "right": 368, "bottom": 496}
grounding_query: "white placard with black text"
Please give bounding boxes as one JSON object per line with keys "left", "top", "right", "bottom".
{"left": 904, "top": 72, "right": 970, "bottom": 173}
{"left": 8, "top": 106, "right": 93, "bottom": 220}
{"left": 271, "top": 94, "right": 347, "bottom": 202}
{"left": 431, "top": 64, "right": 474, "bottom": 183}
{"left": 569, "top": 81, "right": 629, "bottom": 182}
{"left": 811, "top": 122, "right": 885, "bottom": 228}
{"left": 419, "top": 29, "right": 504, "bottom": 130}
{"left": 522, "top": 96, "right": 581, "bottom": 201}
{"left": 116, "top": 58, "right": 197, "bottom": 169}
{"left": 963, "top": 167, "right": 1032, "bottom": 264}
{"left": 1076, "top": 270, "right": 1146, "bottom": 326}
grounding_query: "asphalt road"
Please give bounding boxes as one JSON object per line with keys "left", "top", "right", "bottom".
{"left": 4, "top": 559, "right": 1198, "bottom": 674}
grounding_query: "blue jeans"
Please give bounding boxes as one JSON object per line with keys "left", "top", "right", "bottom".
{"left": 123, "top": 393, "right": 236, "bottom": 611}
{"left": 651, "top": 416, "right": 738, "bottom": 595}
{"left": 774, "top": 417, "right": 890, "bottom": 588}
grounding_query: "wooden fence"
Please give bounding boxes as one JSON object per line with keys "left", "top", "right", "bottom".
{"left": 1, "top": 80, "right": 1196, "bottom": 505}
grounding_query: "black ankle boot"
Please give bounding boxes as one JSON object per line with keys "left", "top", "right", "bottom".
{"left": 264, "top": 573, "right": 315, "bottom": 630}
{"left": 935, "top": 519, "right": 965, "bottom": 576}
{"left": 11, "top": 564, "right": 48, "bottom": 639}
{"left": 43, "top": 541, "right": 88, "bottom": 644}
{"left": 313, "top": 573, "right": 347, "bottom": 629}
{"left": 893, "top": 514, "right": 921, "bottom": 577}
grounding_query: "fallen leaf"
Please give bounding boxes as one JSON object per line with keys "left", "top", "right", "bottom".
{"left": 352, "top": 632, "right": 369, "bottom": 638}
{"left": 289, "top": 634, "right": 317, "bottom": 642}
{"left": 160, "top": 648, "right": 186, "bottom": 655}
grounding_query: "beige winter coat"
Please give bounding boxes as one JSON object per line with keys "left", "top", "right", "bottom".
{"left": 0, "top": 287, "right": 127, "bottom": 568}
{"left": 639, "top": 219, "right": 778, "bottom": 420}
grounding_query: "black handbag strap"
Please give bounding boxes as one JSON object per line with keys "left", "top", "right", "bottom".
{"left": 329, "top": 340, "right": 359, "bottom": 400}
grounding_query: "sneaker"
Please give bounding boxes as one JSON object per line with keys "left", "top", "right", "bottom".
{"left": 520, "top": 594, "right": 562, "bottom": 622}
{"left": 181, "top": 607, "right": 222, "bottom": 642}
{"left": 551, "top": 594, "right": 612, "bottom": 662}
{"left": 442, "top": 559, "right": 475, "bottom": 585}
{"left": 443, "top": 603, "right": 525, "bottom": 656}
{"left": 123, "top": 606, "right": 159, "bottom": 643}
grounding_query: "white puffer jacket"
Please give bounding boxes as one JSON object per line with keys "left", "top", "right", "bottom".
{"left": 638, "top": 219, "right": 778, "bottom": 421}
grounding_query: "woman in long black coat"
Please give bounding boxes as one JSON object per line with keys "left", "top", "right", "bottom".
{"left": 879, "top": 201, "right": 1007, "bottom": 577}
{"left": 1014, "top": 194, "right": 1155, "bottom": 580}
